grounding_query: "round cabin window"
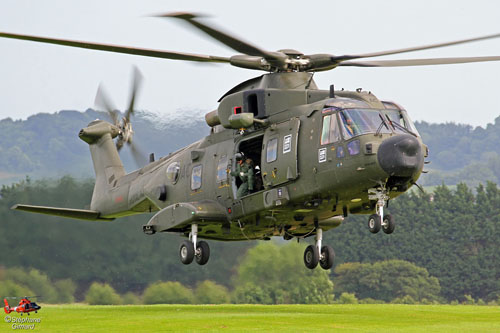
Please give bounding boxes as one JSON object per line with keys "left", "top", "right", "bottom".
{"left": 166, "top": 162, "right": 180, "bottom": 184}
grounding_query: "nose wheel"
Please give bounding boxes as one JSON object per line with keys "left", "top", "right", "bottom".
{"left": 368, "top": 188, "right": 395, "bottom": 234}
{"left": 303, "top": 228, "right": 335, "bottom": 270}
{"left": 179, "top": 224, "right": 210, "bottom": 265}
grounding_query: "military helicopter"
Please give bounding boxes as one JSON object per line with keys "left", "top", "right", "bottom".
{"left": 3, "top": 13, "right": 500, "bottom": 270}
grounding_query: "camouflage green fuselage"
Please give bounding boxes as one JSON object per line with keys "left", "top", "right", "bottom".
{"left": 89, "top": 73, "right": 425, "bottom": 241}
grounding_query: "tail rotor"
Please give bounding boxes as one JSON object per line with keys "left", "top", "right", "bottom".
{"left": 4, "top": 298, "right": 11, "bottom": 314}
{"left": 94, "top": 66, "right": 147, "bottom": 167}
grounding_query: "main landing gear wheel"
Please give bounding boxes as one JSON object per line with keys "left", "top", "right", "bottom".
{"left": 195, "top": 240, "right": 210, "bottom": 265}
{"left": 382, "top": 214, "right": 395, "bottom": 234}
{"left": 303, "top": 227, "right": 334, "bottom": 270}
{"left": 368, "top": 214, "right": 381, "bottom": 233}
{"left": 304, "top": 245, "right": 319, "bottom": 269}
{"left": 319, "top": 245, "right": 335, "bottom": 270}
{"left": 179, "top": 240, "right": 194, "bottom": 265}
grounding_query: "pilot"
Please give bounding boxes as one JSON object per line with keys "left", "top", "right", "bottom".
{"left": 231, "top": 153, "right": 254, "bottom": 198}
{"left": 345, "top": 118, "right": 355, "bottom": 136}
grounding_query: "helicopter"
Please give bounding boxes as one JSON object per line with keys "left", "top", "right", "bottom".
{"left": 3, "top": 13, "right": 500, "bottom": 269}
{"left": 4, "top": 297, "right": 41, "bottom": 315}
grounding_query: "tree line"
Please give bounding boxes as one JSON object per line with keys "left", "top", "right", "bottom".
{"left": 1, "top": 177, "right": 499, "bottom": 303}
{"left": 0, "top": 246, "right": 455, "bottom": 305}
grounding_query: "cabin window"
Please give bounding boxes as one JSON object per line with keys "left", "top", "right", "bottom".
{"left": 347, "top": 140, "right": 360, "bottom": 155}
{"left": 216, "top": 155, "right": 228, "bottom": 183}
{"left": 321, "top": 114, "right": 341, "bottom": 145}
{"left": 337, "top": 146, "right": 345, "bottom": 158}
{"left": 266, "top": 138, "right": 278, "bottom": 163}
{"left": 191, "top": 165, "right": 203, "bottom": 190}
{"left": 166, "top": 162, "right": 180, "bottom": 184}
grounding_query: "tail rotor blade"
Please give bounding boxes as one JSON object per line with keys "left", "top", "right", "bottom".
{"left": 125, "top": 66, "right": 143, "bottom": 122}
{"left": 95, "top": 83, "right": 119, "bottom": 126}
{"left": 129, "top": 141, "right": 147, "bottom": 168}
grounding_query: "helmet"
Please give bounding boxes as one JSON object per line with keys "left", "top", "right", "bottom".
{"left": 235, "top": 153, "right": 244, "bottom": 161}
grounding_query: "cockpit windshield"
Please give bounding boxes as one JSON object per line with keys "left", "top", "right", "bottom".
{"left": 339, "top": 108, "right": 417, "bottom": 139}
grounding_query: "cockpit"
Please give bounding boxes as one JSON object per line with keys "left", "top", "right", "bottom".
{"left": 323, "top": 107, "right": 420, "bottom": 141}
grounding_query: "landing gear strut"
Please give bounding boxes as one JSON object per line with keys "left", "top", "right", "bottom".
{"left": 303, "top": 228, "right": 335, "bottom": 270}
{"left": 368, "top": 188, "right": 395, "bottom": 234}
{"left": 179, "top": 224, "right": 210, "bottom": 265}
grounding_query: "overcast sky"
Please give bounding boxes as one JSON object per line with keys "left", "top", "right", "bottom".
{"left": 1, "top": 0, "right": 500, "bottom": 127}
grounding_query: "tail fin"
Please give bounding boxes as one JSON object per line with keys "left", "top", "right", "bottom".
{"left": 4, "top": 299, "right": 11, "bottom": 314}
{"left": 79, "top": 120, "right": 126, "bottom": 212}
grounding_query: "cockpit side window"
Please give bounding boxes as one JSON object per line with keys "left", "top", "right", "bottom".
{"left": 320, "top": 113, "right": 341, "bottom": 145}
{"left": 401, "top": 111, "right": 421, "bottom": 137}
{"left": 339, "top": 111, "right": 357, "bottom": 139}
{"left": 384, "top": 110, "right": 406, "bottom": 127}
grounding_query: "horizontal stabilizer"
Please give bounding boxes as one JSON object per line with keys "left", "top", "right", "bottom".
{"left": 11, "top": 204, "right": 114, "bottom": 221}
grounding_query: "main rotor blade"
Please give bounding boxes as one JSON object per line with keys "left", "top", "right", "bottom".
{"left": 125, "top": 66, "right": 143, "bottom": 122}
{"left": 95, "top": 83, "right": 119, "bottom": 126}
{"left": 333, "top": 33, "right": 500, "bottom": 62}
{"left": 0, "top": 32, "right": 230, "bottom": 63}
{"left": 159, "top": 12, "right": 276, "bottom": 60}
{"left": 339, "top": 56, "right": 500, "bottom": 67}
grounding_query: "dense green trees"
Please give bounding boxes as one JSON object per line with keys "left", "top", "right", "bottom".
{"left": 0, "top": 267, "right": 76, "bottom": 304}
{"left": 232, "top": 242, "right": 334, "bottom": 304}
{"left": 334, "top": 260, "right": 441, "bottom": 302}
{"left": 1, "top": 177, "right": 499, "bottom": 303}
{"left": 195, "top": 281, "right": 230, "bottom": 304}
{"left": 325, "top": 182, "right": 500, "bottom": 302}
{"left": 0, "top": 176, "right": 253, "bottom": 295}
{"left": 143, "top": 282, "right": 195, "bottom": 304}
{"left": 85, "top": 282, "right": 122, "bottom": 305}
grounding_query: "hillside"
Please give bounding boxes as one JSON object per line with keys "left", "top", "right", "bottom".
{"left": 0, "top": 109, "right": 208, "bottom": 184}
{"left": 417, "top": 118, "right": 500, "bottom": 187}
{"left": 1, "top": 111, "right": 500, "bottom": 187}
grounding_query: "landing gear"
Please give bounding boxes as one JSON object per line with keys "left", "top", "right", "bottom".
{"left": 382, "top": 214, "right": 395, "bottom": 234}
{"left": 179, "top": 224, "right": 211, "bottom": 265}
{"left": 303, "top": 228, "right": 335, "bottom": 270}
{"left": 368, "top": 214, "right": 381, "bottom": 233}
{"left": 304, "top": 245, "right": 319, "bottom": 269}
{"left": 368, "top": 187, "right": 395, "bottom": 234}
{"left": 195, "top": 241, "right": 210, "bottom": 265}
{"left": 179, "top": 240, "right": 194, "bottom": 264}
{"left": 320, "top": 245, "right": 335, "bottom": 270}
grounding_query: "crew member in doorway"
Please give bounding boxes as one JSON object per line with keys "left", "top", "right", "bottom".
{"left": 231, "top": 153, "right": 254, "bottom": 198}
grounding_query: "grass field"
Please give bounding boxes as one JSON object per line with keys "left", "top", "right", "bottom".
{"left": 2, "top": 304, "right": 499, "bottom": 332}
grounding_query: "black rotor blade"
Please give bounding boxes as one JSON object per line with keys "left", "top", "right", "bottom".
{"left": 129, "top": 141, "right": 148, "bottom": 168}
{"left": 95, "top": 83, "right": 119, "bottom": 126}
{"left": 0, "top": 32, "right": 230, "bottom": 63}
{"left": 159, "top": 12, "right": 276, "bottom": 60}
{"left": 125, "top": 66, "right": 143, "bottom": 122}
{"left": 339, "top": 56, "right": 500, "bottom": 67}
{"left": 333, "top": 33, "right": 500, "bottom": 62}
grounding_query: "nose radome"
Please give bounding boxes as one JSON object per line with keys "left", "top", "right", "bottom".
{"left": 377, "top": 134, "right": 423, "bottom": 177}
